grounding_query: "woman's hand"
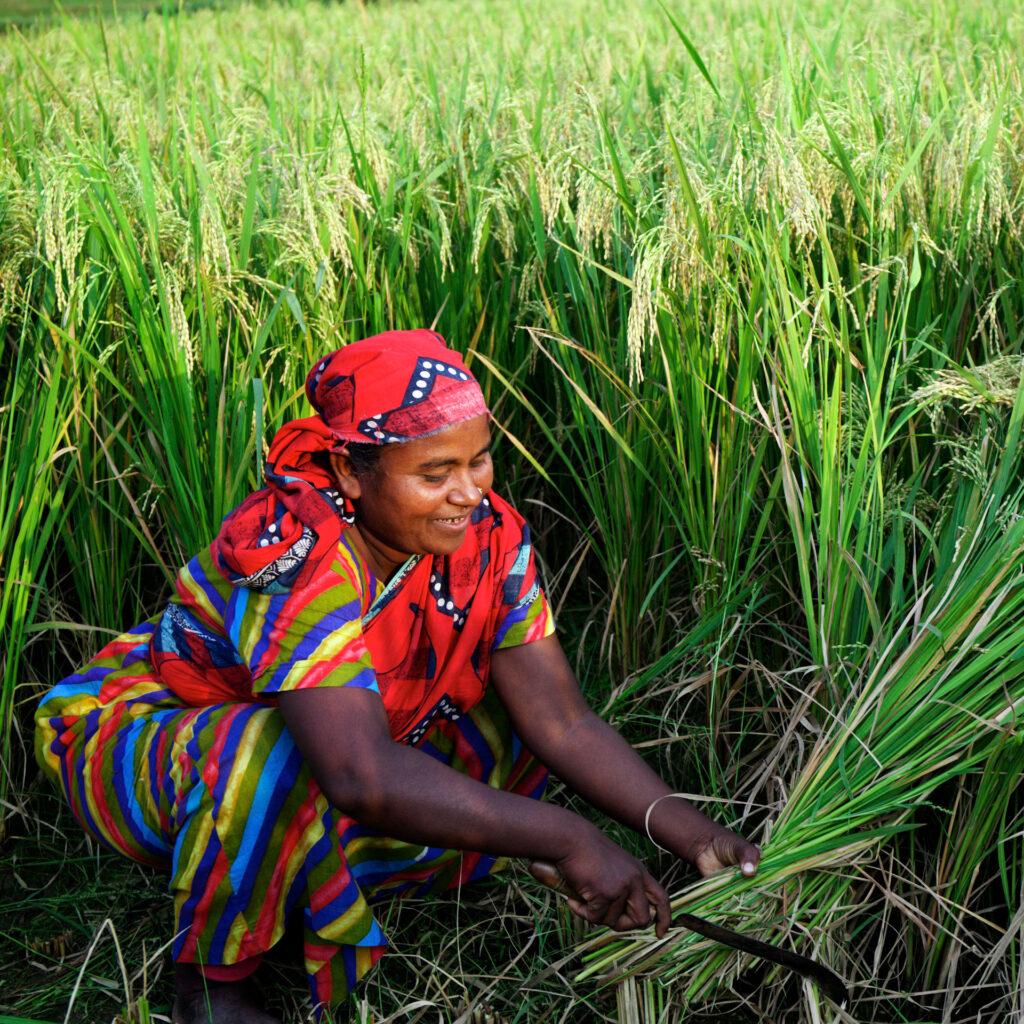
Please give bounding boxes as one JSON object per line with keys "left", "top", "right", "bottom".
{"left": 538, "top": 826, "right": 672, "bottom": 938}
{"left": 491, "top": 642, "right": 762, "bottom": 892}
{"left": 690, "top": 824, "right": 761, "bottom": 878}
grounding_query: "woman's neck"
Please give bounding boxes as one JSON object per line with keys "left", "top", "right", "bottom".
{"left": 347, "top": 523, "right": 413, "bottom": 585}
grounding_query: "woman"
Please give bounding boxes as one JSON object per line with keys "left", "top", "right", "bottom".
{"left": 35, "top": 329, "right": 760, "bottom": 1024}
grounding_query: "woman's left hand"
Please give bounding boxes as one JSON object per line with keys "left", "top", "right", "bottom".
{"left": 691, "top": 825, "right": 761, "bottom": 878}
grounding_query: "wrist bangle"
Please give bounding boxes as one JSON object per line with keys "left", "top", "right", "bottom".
{"left": 644, "top": 792, "right": 690, "bottom": 856}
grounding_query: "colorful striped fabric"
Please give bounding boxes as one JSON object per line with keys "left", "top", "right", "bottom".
{"left": 34, "top": 495, "right": 553, "bottom": 1016}
{"left": 151, "top": 489, "right": 554, "bottom": 742}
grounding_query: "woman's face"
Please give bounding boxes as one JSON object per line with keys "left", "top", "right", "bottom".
{"left": 330, "top": 413, "right": 494, "bottom": 572}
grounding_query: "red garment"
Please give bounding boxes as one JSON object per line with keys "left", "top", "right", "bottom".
{"left": 358, "top": 490, "right": 549, "bottom": 741}
{"left": 198, "top": 956, "right": 263, "bottom": 982}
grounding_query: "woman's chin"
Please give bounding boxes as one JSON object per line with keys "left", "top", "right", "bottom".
{"left": 424, "top": 523, "right": 470, "bottom": 554}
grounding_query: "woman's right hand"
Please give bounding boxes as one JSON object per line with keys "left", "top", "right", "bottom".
{"left": 533, "top": 826, "right": 672, "bottom": 938}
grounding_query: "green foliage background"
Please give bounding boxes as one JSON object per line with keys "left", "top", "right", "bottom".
{"left": 1, "top": 0, "right": 1023, "bottom": 1020}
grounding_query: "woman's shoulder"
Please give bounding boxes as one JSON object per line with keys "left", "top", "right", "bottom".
{"left": 175, "top": 530, "right": 378, "bottom": 619}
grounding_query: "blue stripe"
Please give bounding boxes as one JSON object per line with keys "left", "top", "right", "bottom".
{"left": 51, "top": 719, "right": 78, "bottom": 820}
{"left": 249, "top": 592, "right": 287, "bottom": 670}
{"left": 68, "top": 710, "right": 113, "bottom": 845}
{"left": 209, "top": 706, "right": 260, "bottom": 810}
{"left": 228, "top": 730, "right": 302, "bottom": 896}
{"left": 352, "top": 851, "right": 442, "bottom": 889}
{"left": 340, "top": 532, "right": 374, "bottom": 596}
{"left": 122, "top": 631, "right": 156, "bottom": 667}
{"left": 182, "top": 707, "right": 217, "bottom": 790}
{"left": 174, "top": 707, "right": 233, "bottom": 948}
{"left": 175, "top": 818, "right": 225, "bottom": 951}
{"left": 463, "top": 854, "right": 500, "bottom": 885}
{"left": 354, "top": 918, "right": 387, "bottom": 946}
{"left": 416, "top": 714, "right": 493, "bottom": 770}
{"left": 260, "top": 662, "right": 378, "bottom": 695}
{"left": 492, "top": 592, "right": 536, "bottom": 649}
{"left": 124, "top": 688, "right": 177, "bottom": 709}
{"left": 283, "top": 860, "right": 308, "bottom": 917}
{"left": 228, "top": 586, "right": 249, "bottom": 648}
{"left": 190, "top": 554, "right": 229, "bottom": 621}
{"left": 341, "top": 945, "right": 357, "bottom": 986}
{"left": 306, "top": 873, "right": 364, "bottom": 930}
{"left": 39, "top": 679, "right": 102, "bottom": 707}
{"left": 158, "top": 714, "right": 183, "bottom": 825}
{"left": 146, "top": 716, "right": 166, "bottom": 840}
{"left": 113, "top": 719, "right": 170, "bottom": 857}
{"left": 452, "top": 712, "right": 497, "bottom": 779}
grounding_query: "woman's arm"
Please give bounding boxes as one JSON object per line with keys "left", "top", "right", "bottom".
{"left": 489, "top": 635, "right": 760, "bottom": 876}
{"left": 277, "top": 686, "right": 672, "bottom": 935}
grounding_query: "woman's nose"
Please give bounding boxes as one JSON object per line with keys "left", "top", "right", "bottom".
{"left": 448, "top": 470, "right": 481, "bottom": 507}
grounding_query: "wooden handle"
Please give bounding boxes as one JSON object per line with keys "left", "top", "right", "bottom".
{"left": 528, "top": 859, "right": 576, "bottom": 896}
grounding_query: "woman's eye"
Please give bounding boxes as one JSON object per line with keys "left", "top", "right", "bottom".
{"left": 422, "top": 458, "right": 488, "bottom": 485}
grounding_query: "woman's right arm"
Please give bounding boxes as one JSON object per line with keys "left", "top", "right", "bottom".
{"left": 277, "top": 686, "right": 670, "bottom": 936}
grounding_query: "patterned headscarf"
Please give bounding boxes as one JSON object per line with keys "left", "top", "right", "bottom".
{"left": 213, "top": 329, "right": 488, "bottom": 591}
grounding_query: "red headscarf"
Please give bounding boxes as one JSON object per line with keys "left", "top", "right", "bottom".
{"left": 213, "top": 329, "right": 488, "bottom": 592}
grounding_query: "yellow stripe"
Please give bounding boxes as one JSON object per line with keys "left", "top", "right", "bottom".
{"left": 237, "top": 596, "right": 269, "bottom": 670}
{"left": 221, "top": 915, "right": 252, "bottom": 962}
{"left": 170, "top": 713, "right": 219, "bottom": 885}
{"left": 277, "top": 618, "right": 367, "bottom": 689}
{"left": 179, "top": 560, "right": 222, "bottom": 626}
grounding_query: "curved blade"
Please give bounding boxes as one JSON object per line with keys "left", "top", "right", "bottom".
{"left": 528, "top": 860, "right": 849, "bottom": 1009}
{"left": 672, "top": 911, "right": 849, "bottom": 1009}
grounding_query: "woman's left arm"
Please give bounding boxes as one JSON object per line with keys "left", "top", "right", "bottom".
{"left": 490, "top": 634, "right": 760, "bottom": 878}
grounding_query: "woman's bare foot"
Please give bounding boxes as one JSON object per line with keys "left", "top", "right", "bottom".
{"left": 171, "top": 963, "right": 282, "bottom": 1024}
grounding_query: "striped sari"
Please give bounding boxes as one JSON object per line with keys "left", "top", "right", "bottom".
{"left": 35, "top": 490, "right": 553, "bottom": 1013}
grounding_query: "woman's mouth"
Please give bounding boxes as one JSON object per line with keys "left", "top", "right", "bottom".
{"left": 433, "top": 513, "right": 469, "bottom": 530}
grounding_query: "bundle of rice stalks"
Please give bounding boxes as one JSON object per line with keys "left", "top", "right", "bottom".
{"left": 571, "top": 474, "right": 1024, "bottom": 1020}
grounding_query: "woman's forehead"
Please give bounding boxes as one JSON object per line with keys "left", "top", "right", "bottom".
{"left": 383, "top": 415, "right": 492, "bottom": 470}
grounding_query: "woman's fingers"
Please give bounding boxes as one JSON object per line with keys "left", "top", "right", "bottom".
{"left": 565, "top": 873, "right": 670, "bottom": 938}
{"left": 694, "top": 828, "right": 762, "bottom": 877}
{"left": 569, "top": 888, "right": 635, "bottom": 930}
{"left": 726, "top": 834, "right": 761, "bottom": 876}
{"left": 600, "top": 889, "right": 630, "bottom": 929}
{"left": 608, "top": 875, "right": 669, "bottom": 934}
{"left": 621, "top": 879, "right": 655, "bottom": 931}
{"left": 643, "top": 873, "right": 671, "bottom": 938}
{"left": 739, "top": 842, "right": 761, "bottom": 876}
{"left": 567, "top": 894, "right": 609, "bottom": 925}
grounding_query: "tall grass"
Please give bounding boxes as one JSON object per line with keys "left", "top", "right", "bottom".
{"left": 1, "top": 0, "right": 1022, "bottom": 1019}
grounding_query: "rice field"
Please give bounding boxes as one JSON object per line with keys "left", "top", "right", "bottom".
{"left": 0, "top": 0, "right": 239, "bottom": 29}
{"left": 1, "top": 0, "right": 1023, "bottom": 1020}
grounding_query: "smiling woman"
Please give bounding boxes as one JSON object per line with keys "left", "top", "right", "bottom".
{"left": 33, "top": 330, "right": 758, "bottom": 1024}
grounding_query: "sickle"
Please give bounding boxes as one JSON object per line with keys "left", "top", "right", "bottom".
{"left": 528, "top": 860, "right": 849, "bottom": 1009}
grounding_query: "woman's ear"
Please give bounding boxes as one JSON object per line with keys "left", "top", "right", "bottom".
{"left": 328, "top": 451, "right": 363, "bottom": 502}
